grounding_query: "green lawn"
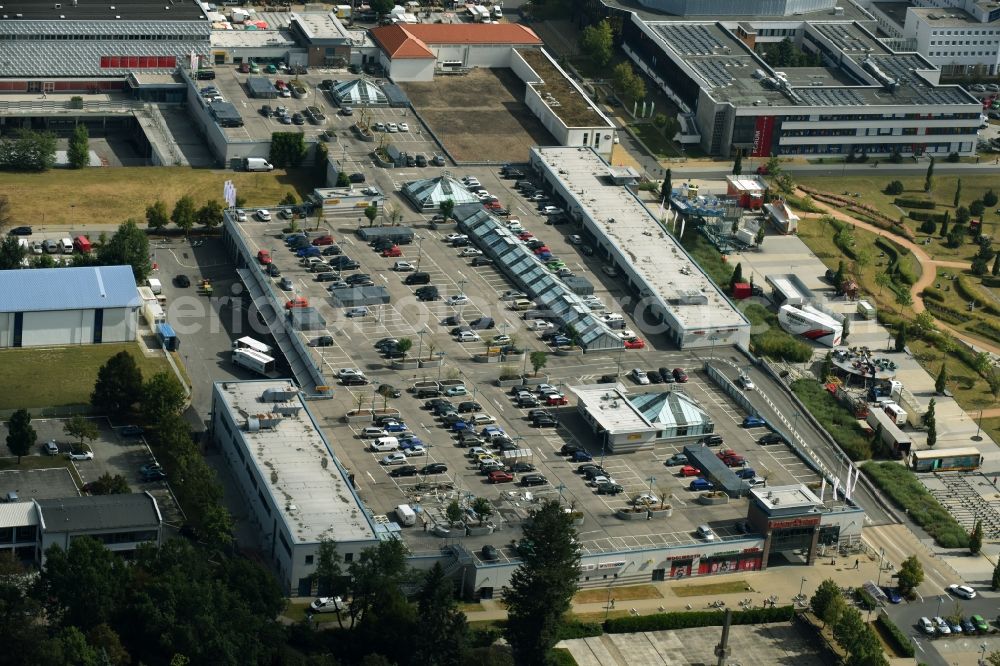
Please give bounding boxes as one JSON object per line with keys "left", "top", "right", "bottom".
{"left": 2, "top": 166, "right": 320, "bottom": 229}
{"left": 671, "top": 580, "right": 750, "bottom": 597}
{"left": 0, "top": 343, "right": 171, "bottom": 410}
{"left": 630, "top": 124, "right": 684, "bottom": 159}
{"left": 676, "top": 228, "right": 733, "bottom": 286}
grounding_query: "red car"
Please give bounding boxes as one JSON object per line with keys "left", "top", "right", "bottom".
{"left": 672, "top": 368, "right": 689, "bottom": 382}
{"left": 257, "top": 249, "right": 271, "bottom": 265}
{"left": 382, "top": 246, "right": 403, "bottom": 257}
{"left": 725, "top": 455, "right": 746, "bottom": 467}
{"left": 518, "top": 232, "right": 534, "bottom": 240}
{"left": 680, "top": 465, "right": 700, "bottom": 477}
{"left": 487, "top": 470, "right": 514, "bottom": 483}
{"left": 484, "top": 201, "right": 503, "bottom": 210}
{"left": 623, "top": 337, "right": 645, "bottom": 349}
{"left": 546, "top": 394, "right": 569, "bottom": 406}
{"left": 533, "top": 246, "right": 551, "bottom": 255}
{"left": 311, "top": 235, "right": 335, "bottom": 246}
{"left": 285, "top": 296, "right": 308, "bottom": 309}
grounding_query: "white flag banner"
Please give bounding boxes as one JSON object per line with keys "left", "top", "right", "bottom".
{"left": 819, "top": 477, "right": 827, "bottom": 502}
{"left": 224, "top": 180, "right": 237, "bottom": 208}
{"left": 832, "top": 477, "right": 840, "bottom": 500}
{"left": 189, "top": 50, "right": 199, "bottom": 71}
{"left": 850, "top": 466, "right": 861, "bottom": 494}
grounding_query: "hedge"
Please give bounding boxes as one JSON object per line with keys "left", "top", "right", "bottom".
{"left": 924, "top": 302, "right": 967, "bottom": 326}
{"left": 792, "top": 379, "right": 872, "bottom": 461}
{"left": 972, "top": 320, "right": 1000, "bottom": 345}
{"left": 554, "top": 621, "right": 603, "bottom": 641}
{"left": 855, "top": 587, "right": 877, "bottom": 611}
{"left": 921, "top": 287, "right": 944, "bottom": 303}
{"left": 861, "top": 461, "right": 970, "bottom": 548}
{"left": 894, "top": 197, "right": 936, "bottom": 209}
{"left": 604, "top": 605, "right": 795, "bottom": 633}
{"left": 955, "top": 276, "right": 1000, "bottom": 318}
{"left": 876, "top": 613, "right": 915, "bottom": 658}
{"left": 908, "top": 211, "right": 948, "bottom": 223}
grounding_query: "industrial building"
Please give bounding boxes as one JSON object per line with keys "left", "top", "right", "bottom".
{"left": 0, "top": 265, "right": 140, "bottom": 348}
{"left": 210, "top": 380, "right": 379, "bottom": 595}
{"left": 528, "top": 146, "right": 752, "bottom": 350}
{"left": 615, "top": 7, "right": 982, "bottom": 157}
{"left": 570, "top": 383, "right": 715, "bottom": 453}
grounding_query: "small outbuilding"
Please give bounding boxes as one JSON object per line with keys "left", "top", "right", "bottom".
{"left": 402, "top": 174, "right": 481, "bottom": 211}
{"left": 246, "top": 77, "right": 278, "bottom": 99}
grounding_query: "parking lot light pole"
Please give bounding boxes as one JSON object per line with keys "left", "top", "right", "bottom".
{"left": 416, "top": 327, "right": 426, "bottom": 363}
{"left": 980, "top": 642, "right": 988, "bottom": 665}
{"left": 799, "top": 577, "right": 807, "bottom": 598}
{"left": 415, "top": 234, "right": 423, "bottom": 271}
{"left": 876, "top": 547, "right": 886, "bottom": 587}
{"left": 936, "top": 595, "right": 944, "bottom": 619}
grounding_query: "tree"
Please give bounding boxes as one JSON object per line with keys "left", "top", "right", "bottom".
{"left": 504, "top": 500, "right": 580, "bottom": 666}
{"left": 773, "top": 173, "right": 796, "bottom": 195}
{"left": 755, "top": 225, "right": 765, "bottom": 246}
{"left": 280, "top": 192, "right": 297, "bottom": 206}
{"left": 0, "top": 129, "right": 57, "bottom": 171}
{"left": 822, "top": 594, "right": 848, "bottom": 629}
{"left": 67, "top": 124, "right": 89, "bottom": 169}
{"left": 196, "top": 200, "right": 224, "bottom": 229}
{"left": 924, "top": 156, "right": 934, "bottom": 192}
{"left": 5, "top": 409, "right": 35, "bottom": 464}
{"left": 874, "top": 271, "right": 891, "bottom": 295}
{"left": 343, "top": 539, "right": 409, "bottom": 630}
{"left": 371, "top": 0, "right": 393, "bottom": 15}
{"left": 940, "top": 213, "right": 950, "bottom": 238}
{"left": 985, "top": 189, "right": 999, "bottom": 207}
{"left": 140, "top": 372, "right": 186, "bottom": 426}
{"left": 269, "top": 132, "right": 307, "bottom": 167}
{"left": 970, "top": 519, "right": 983, "bottom": 555}
{"left": 64, "top": 415, "right": 98, "bottom": 450}
{"left": 924, "top": 398, "right": 937, "bottom": 449}
{"left": 732, "top": 150, "right": 743, "bottom": 176}
{"left": 145, "top": 200, "right": 169, "bottom": 233}
{"left": 820, "top": 352, "right": 833, "bottom": 380}
{"left": 445, "top": 500, "right": 464, "bottom": 525}
{"left": 0, "top": 194, "right": 12, "bottom": 231}
{"left": 99, "top": 219, "right": 152, "bottom": 282}
{"left": 954, "top": 178, "right": 962, "bottom": 207}
{"left": 894, "top": 290, "right": 913, "bottom": 312}
{"left": 171, "top": 195, "right": 196, "bottom": 235}
{"left": 0, "top": 235, "right": 26, "bottom": 270}
{"left": 336, "top": 171, "right": 350, "bottom": 187}
{"left": 833, "top": 260, "right": 846, "bottom": 291}
{"left": 580, "top": 20, "right": 613, "bottom": 66}
{"left": 661, "top": 168, "right": 672, "bottom": 201}
{"left": 414, "top": 563, "right": 467, "bottom": 666}
{"left": 40, "top": 537, "right": 128, "bottom": 630}
{"left": 809, "top": 578, "right": 841, "bottom": 624}
{"left": 439, "top": 198, "right": 455, "bottom": 222}
{"left": 894, "top": 325, "right": 906, "bottom": 353}
{"left": 956, "top": 205, "right": 970, "bottom": 225}
{"left": 85, "top": 473, "right": 131, "bottom": 495}
{"left": 396, "top": 337, "right": 413, "bottom": 361}
{"left": 841, "top": 315, "right": 851, "bottom": 342}
{"left": 91, "top": 350, "right": 143, "bottom": 416}
{"left": 897, "top": 554, "right": 924, "bottom": 593}
{"left": 729, "top": 262, "right": 743, "bottom": 291}
{"left": 934, "top": 362, "right": 948, "bottom": 394}
{"left": 884, "top": 180, "right": 903, "bottom": 195}
{"left": 471, "top": 497, "right": 493, "bottom": 525}
{"left": 833, "top": 606, "right": 867, "bottom": 654}
{"left": 530, "top": 351, "right": 548, "bottom": 377}
{"left": 364, "top": 204, "right": 378, "bottom": 227}
{"left": 971, "top": 199, "right": 986, "bottom": 217}
{"left": 611, "top": 62, "right": 645, "bottom": 104}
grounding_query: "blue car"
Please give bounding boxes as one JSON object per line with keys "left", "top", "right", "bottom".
{"left": 551, "top": 336, "right": 572, "bottom": 346}
{"left": 737, "top": 467, "right": 756, "bottom": 479}
{"left": 537, "top": 251, "right": 552, "bottom": 260}
{"left": 570, "top": 450, "right": 593, "bottom": 462}
{"left": 481, "top": 426, "right": 504, "bottom": 438}
{"left": 689, "top": 478, "right": 715, "bottom": 491}
{"left": 296, "top": 247, "right": 321, "bottom": 258}
{"left": 742, "top": 415, "right": 766, "bottom": 428}
{"left": 383, "top": 422, "right": 407, "bottom": 433}
{"left": 451, "top": 420, "right": 468, "bottom": 432}
{"left": 398, "top": 436, "right": 423, "bottom": 449}
{"left": 882, "top": 587, "right": 903, "bottom": 604}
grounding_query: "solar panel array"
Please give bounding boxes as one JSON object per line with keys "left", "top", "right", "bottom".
{"left": 813, "top": 23, "right": 873, "bottom": 53}
{"left": 912, "top": 86, "right": 977, "bottom": 105}
{"left": 0, "top": 40, "right": 207, "bottom": 77}
{"left": 653, "top": 23, "right": 725, "bottom": 55}
{"left": 794, "top": 87, "right": 867, "bottom": 106}
{"left": 0, "top": 19, "right": 209, "bottom": 37}
{"left": 690, "top": 57, "right": 748, "bottom": 88}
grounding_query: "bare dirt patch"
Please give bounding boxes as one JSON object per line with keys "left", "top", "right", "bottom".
{"left": 401, "top": 68, "right": 555, "bottom": 163}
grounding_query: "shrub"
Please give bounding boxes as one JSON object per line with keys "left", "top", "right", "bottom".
{"left": 908, "top": 211, "right": 947, "bottom": 223}
{"left": 554, "top": 621, "right": 603, "bottom": 641}
{"left": 604, "top": 606, "right": 794, "bottom": 633}
{"left": 876, "top": 613, "right": 915, "bottom": 658}
{"left": 946, "top": 152, "right": 961, "bottom": 163}
{"left": 924, "top": 302, "right": 966, "bottom": 326}
{"left": 855, "top": 587, "right": 877, "bottom": 610}
{"left": 884, "top": 181, "right": 904, "bottom": 195}
{"left": 894, "top": 197, "right": 936, "bottom": 209}
{"left": 792, "top": 379, "right": 872, "bottom": 460}
{"left": 919, "top": 219, "right": 937, "bottom": 234}
{"left": 862, "top": 462, "right": 970, "bottom": 547}
{"left": 955, "top": 276, "right": 1000, "bottom": 318}
{"left": 921, "top": 287, "right": 944, "bottom": 302}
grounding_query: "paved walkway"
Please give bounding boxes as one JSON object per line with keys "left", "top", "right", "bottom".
{"left": 796, "top": 189, "right": 1000, "bottom": 357}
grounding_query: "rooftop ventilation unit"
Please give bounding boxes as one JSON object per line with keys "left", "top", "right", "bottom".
{"left": 246, "top": 413, "right": 282, "bottom": 431}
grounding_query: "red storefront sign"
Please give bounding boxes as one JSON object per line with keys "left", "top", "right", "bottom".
{"left": 768, "top": 516, "right": 821, "bottom": 530}
{"left": 751, "top": 115, "right": 775, "bottom": 157}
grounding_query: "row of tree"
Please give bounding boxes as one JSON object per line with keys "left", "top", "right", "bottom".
{"left": 145, "top": 196, "right": 224, "bottom": 234}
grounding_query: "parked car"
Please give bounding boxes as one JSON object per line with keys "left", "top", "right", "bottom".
{"left": 665, "top": 453, "right": 687, "bottom": 466}
{"left": 948, "top": 584, "right": 977, "bottom": 599}
{"left": 309, "top": 597, "right": 345, "bottom": 614}
{"left": 631, "top": 368, "right": 649, "bottom": 385}
{"left": 759, "top": 432, "right": 785, "bottom": 445}
{"left": 66, "top": 450, "right": 94, "bottom": 461}
{"left": 742, "top": 415, "right": 766, "bottom": 428}
{"left": 689, "top": 478, "right": 714, "bottom": 491}
{"left": 488, "top": 470, "right": 514, "bottom": 484}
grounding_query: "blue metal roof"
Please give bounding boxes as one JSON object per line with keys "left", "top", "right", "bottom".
{"left": 0, "top": 266, "right": 141, "bottom": 313}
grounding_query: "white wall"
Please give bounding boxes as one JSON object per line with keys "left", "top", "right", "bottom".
{"left": 0, "top": 313, "right": 10, "bottom": 348}
{"left": 465, "top": 44, "right": 516, "bottom": 68}
{"left": 389, "top": 58, "right": 435, "bottom": 82}
{"left": 21, "top": 310, "right": 89, "bottom": 347}
{"left": 101, "top": 308, "right": 137, "bottom": 343}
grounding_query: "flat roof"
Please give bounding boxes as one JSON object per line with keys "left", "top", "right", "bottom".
{"left": 532, "top": 146, "right": 749, "bottom": 331}
{"left": 211, "top": 29, "right": 296, "bottom": 49}
{"left": 569, "top": 383, "right": 654, "bottom": 433}
{"left": 750, "top": 484, "right": 822, "bottom": 511}
{"left": 290, "top": 12, "right": 351, "bottom": 41}
{"left": 38, "top": 493, "right": 161, "bottom": 532}
{"left": 518, "top": 49, "right": 612, "bottom": 129}
{"left": 0, "top": 0, "right": 207, "bottom": 21}
{"left": 643, "top": 19, "right": 979, "bottom": 109}
{"left": 214, "top": 380, "right": 376, "bottom": 544}
{"left": 870, "top": 1, "right": 912, "bottom": 27}
{"left": 908, "top": 6, "right": 989, "bottom": 27}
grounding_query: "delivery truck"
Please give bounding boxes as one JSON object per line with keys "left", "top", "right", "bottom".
{"left": 232, "top": 348, "right": 277, "bottom": 377}
{"left": 233, "top": 336, "right": 273, "bottom": 356}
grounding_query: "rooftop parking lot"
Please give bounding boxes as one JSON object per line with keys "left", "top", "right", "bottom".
{"left": 231, "top": 165, "right": 822, "bottom": 560}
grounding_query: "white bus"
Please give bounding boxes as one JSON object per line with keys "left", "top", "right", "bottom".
{"left": 232, "top": 336, "right": 273, "bottom": 356}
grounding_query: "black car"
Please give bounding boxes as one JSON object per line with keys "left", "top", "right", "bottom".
{"left": 583, "top": 467, "right": 608, "bottom": 481}
{"left": 315, "top": 272, "right": 340, "bottom": 282}
{"left": 321, "top": 245, "right": 342, "bottom": 256}
{"left": 415, "top": 388, "right": 441, "bottom": 398}
{"left": 647, "top": 370, "right": 662, "bottom": 384}
{"left": 527, "top": 409, "right": 552, "bottom": 420}
{"left": 336, "top": 260, "right": 360, "bottom": 270}
{"left": 441, "top": 315, "right": 462, "bottom": 327}
{"left": 424, "top": 398, "right": 449, "bottom": 409}
{"left": 509, "top": 462, "right": 536, "bottom": 473}
{"left": 415, "top": 154, "right": 427, "bottom": 167}
{"left": 458, "top": 401, "right": 482, "bottom": 413}
{"left": 502, "top": 169, "right": 525, "bottom": 179}
{"left": 532, "top": 415, "right": 558, "bottom": 428}
{"left": 759, "top": 432, "right": 786, "bottom": 445}
{"left": 560, "top": 443, "right": 582, "bottom": 456}
{"left": 314, "top": 335, "right": 334, "bottom": 347}
{"left": 520, "top": 474, "right": 547, "bottom": 487}
{"left": 342, "top": 376, "right": 368, "bottom": 386}
{"left": 349, "top": 172, "right": 366, "bottom": 183}
{"left": 260, "top": 105, "right": 273, "bottom": 117}
{"left": 417, "top": 288, "right": 440, "bottom": 301}
{"left": 481, "top": 544, "right": 500, "bottom": 561}
{"left": 658, "top": 367, "right": 675, "bottom": 383}
{"left": 345, "top": 273, "right": 372, "bottom": 285}
{"left": 174, "top": 274, "right": 191, "bottom": 288}
{"left": 471, "top": 257, "right": 493, "bottom": 267}
{"left": 700, "top": 434, "right": 724, "bottom": 446}
{"left": 378, "top": 384, "right": 402, "bottom": 399}
{"left": 516, "top": 395, "right": 539, "bottom": 408}
{"left": 266, "top": 264, "right": 281, "bottom": 277}
{"left": 577, "top": 464, "right": 601, "bottom": 476}
{"left": 9, "top": 226, "right": 31, "bottom": 236}
{"left": 451, "top": 238, "right": 470, "bottom": 248}
{"left": 328, "top": 255, "right": 355, "bottom": 266}
{"left": 597, "top": 374, "right": 616, "bottom": 384}
{"left": 390, "top": 465, "right": 419, "bottom": 477}
{"left": 421, "top": 463, "right": 448, "bottom": 475}
{"left": 292, "top": 113, "right": 305, "bottom": 125}
{"left": 375, "top": 337, "right": 399, "bottom": 351}
{"left": 596, "top": 482, "right": 624, "bottom": 495}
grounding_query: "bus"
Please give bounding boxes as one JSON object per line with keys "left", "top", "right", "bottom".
{"left": 232, "top": 336, "right": 273, "bottom": 356}
{"left": 910, "top": 447, "right": 983, "bottom": 473}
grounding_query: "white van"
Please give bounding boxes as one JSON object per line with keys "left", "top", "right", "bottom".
{"left": 394, "top": 503, "right": 417, "bottom": 527}
{"left": 60, "top": 237, "right": 74, "bottom": 253}
{"left": 245, "top": 157, "right": 274, "bottom": 172}
{"left": 146, "top": 278, "right": 162, "bottom": 295}
{"left": 369, "top": 436, "right": 399, "bottom": 452}
{"left": 31, "top": 240, "right": 43, "bottom": 255}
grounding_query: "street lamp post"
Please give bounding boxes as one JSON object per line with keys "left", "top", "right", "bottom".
{"left": 799, "top": 577, "right": 807, "bottom": 598}
{"left": 876, "top": 547, "right": 886, "bottom": 587}
{"left": 936, "top": 595, "right": 944, "bottom": 619}
{"left": 415, "top": 234, "right": 424, "bottom": 271}
{"left": 980, "top": 642, "right": 988, "bottom": 665}
{"left": 416, "top": 328, "right": 426, "bottom": 364}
